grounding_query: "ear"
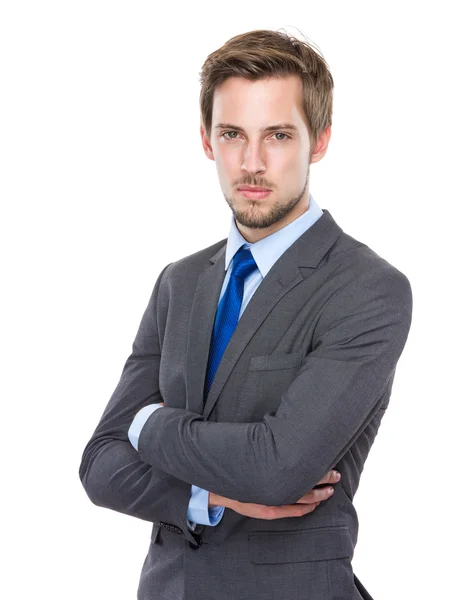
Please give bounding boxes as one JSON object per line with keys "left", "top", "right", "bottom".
{"left": 310, "top": 125, "right": 332, "bottom": 164}
{"left": 200, "top": 123, "right": 215, "bottom": 161}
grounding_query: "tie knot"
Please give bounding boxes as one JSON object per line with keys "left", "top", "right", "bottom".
{"left": 231, "top": 245, "right": 258, "bottom": 280}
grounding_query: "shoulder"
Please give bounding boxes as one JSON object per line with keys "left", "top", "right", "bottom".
{"left": 327, "top": 230, "right": 411, "bottom": 294}
{"left": 158, "top": 237, "right": 227, "bottom": 284}
{"left": 317, "top": 230, "right": 413, "bottom": 336}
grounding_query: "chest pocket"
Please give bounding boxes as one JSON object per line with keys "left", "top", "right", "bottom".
{"left": 234, "top": 351, "right": 303, "bottom": 421}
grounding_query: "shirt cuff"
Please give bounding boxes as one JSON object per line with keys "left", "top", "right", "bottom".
{"left": 187, "top": 485, "right": 225, "bottom": 527}
{"left": 128, "top": 404, "right": 163, "bottom": 451}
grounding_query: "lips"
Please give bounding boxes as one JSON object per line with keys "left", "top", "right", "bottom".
{"left": 238, "top": 188, "right": 272, "bottom": 200}
{"left": 238, "top": 186, "right": 271, "bottom": 192}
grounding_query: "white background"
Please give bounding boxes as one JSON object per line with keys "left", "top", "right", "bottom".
{"left": 1, "top": 1, "right": 451, "bottom": 598}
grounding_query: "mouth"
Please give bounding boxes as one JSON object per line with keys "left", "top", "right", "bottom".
{"left": 237, "top": 187, "right": 272, "bottom": 200}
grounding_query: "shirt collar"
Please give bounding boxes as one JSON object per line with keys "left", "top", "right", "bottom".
{"left": 224, "top": 192, "right": 324, "bottom": 278}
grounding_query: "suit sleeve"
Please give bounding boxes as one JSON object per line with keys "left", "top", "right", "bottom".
{"left": 136, "top": 265, "right": 413, "bottom": 506}
{"left": 78, "top": 262, "right": 202, "bottom": 545}
{"left": 128, "top": 406, "right": 225, "bottom": 527}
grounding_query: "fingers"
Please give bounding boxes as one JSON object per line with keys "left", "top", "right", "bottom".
{"left": 317, "top": 470, "right": 341, "bottom": 486}
{"left": 237, "top": 470, "right": 342, "bottom": 520}
{"left": 295, "top": 470, "right": 341, "bottom": 504}
{"left": 297, "top": 486, "right": 335, "bottom": 505}
{"left": 263, "top": 502, "right": 320, "bottom": 520}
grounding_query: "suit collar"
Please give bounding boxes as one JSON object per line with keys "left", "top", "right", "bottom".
{"left": 210, "top": 207, "right": 341, "bottom": 272}
{"left": 223, "top": 193, "right": 324, "bottom": 279}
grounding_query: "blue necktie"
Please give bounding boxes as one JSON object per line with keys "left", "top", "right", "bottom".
{"left": 204, "top": 244, "right": 258, "bottom": 401}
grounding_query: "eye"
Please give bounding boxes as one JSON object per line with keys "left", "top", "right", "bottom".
{"left": 273, "top": 132, "right": 290, "bottom": 141}
{"left": 221, "top": 131, "right": 240, "bottom": 140}
{"left": 220, "top": 131, "right": 290, "bottom": 141}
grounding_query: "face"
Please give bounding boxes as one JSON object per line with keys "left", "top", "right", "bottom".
{"left": 200, "top": 74, "right": 331, "bottom": 243}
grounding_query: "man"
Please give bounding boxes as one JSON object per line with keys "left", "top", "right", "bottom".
{"left": 80, "top": 29, "right": 412, "bottom": 600}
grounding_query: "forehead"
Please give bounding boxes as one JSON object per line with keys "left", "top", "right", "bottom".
{"left": 212, "top": 74, "right": 307, "bottom": 128}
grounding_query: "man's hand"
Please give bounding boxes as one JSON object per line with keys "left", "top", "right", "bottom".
{"left": 208, "top": 470, "right": 341, "bottom": 520}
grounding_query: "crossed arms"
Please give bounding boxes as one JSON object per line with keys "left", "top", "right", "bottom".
{"left": 79, "top": 261, "right": 412, "bottom": 531}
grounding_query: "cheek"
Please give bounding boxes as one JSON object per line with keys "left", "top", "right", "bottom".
{"left": 281, "top": 150, "right": 308, "bottom": 179}
{"left": 267, "top": 143, "right": 301, "bottom": 166}
{"left": 276, "top": 145, "right": 302, "bottom": 164}
{"left": 215, "top": 147, "right": 240, "bottom": 175}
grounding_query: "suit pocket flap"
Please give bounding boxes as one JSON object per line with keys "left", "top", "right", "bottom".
{"left": 248, "top": 526, "right": 353, "bottom": 564}
{"left": 248, "top": 351, "right": 303, "bottom": 371}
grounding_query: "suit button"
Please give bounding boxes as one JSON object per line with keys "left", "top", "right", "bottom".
{"left": 159, "top": 521, "right": 183, "bottom": 535}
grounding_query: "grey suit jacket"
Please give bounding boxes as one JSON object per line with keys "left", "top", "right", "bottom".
{"left": 80, "top": 208, "right": 412, "bottom": 600}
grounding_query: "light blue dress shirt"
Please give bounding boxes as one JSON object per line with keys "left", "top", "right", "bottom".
{"left": 128, "top": 193, "right": 324, "bottom": 529}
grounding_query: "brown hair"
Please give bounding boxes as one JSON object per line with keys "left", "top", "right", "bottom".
{"left": 199, "top": 28, "right": 334, "bottom": 152}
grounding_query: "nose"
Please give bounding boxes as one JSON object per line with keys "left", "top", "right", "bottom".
{"left": 241, "top": 140, "right": 266, "bottom": 175}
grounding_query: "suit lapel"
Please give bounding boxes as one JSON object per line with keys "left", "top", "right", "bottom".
{"left": 186, "top": 209, "right": 343, "bottom": 419}
{"left": 186, "top": 248, "right": 227, "bottom": 416}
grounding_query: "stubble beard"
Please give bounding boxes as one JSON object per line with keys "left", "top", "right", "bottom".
{"left": 224, "top": 175, "right": 309, "bottom": 230}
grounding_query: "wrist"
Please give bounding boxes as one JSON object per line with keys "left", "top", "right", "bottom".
{"left": 209, "top": 492, "right": 229, "bottom": 509}
{"left": 208, "top": 492, "right": 219, "bottom": 508}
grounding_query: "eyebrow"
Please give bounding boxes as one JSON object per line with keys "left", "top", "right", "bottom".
{"left": 214, "top": 122, "right": 299, "bottom": 133}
